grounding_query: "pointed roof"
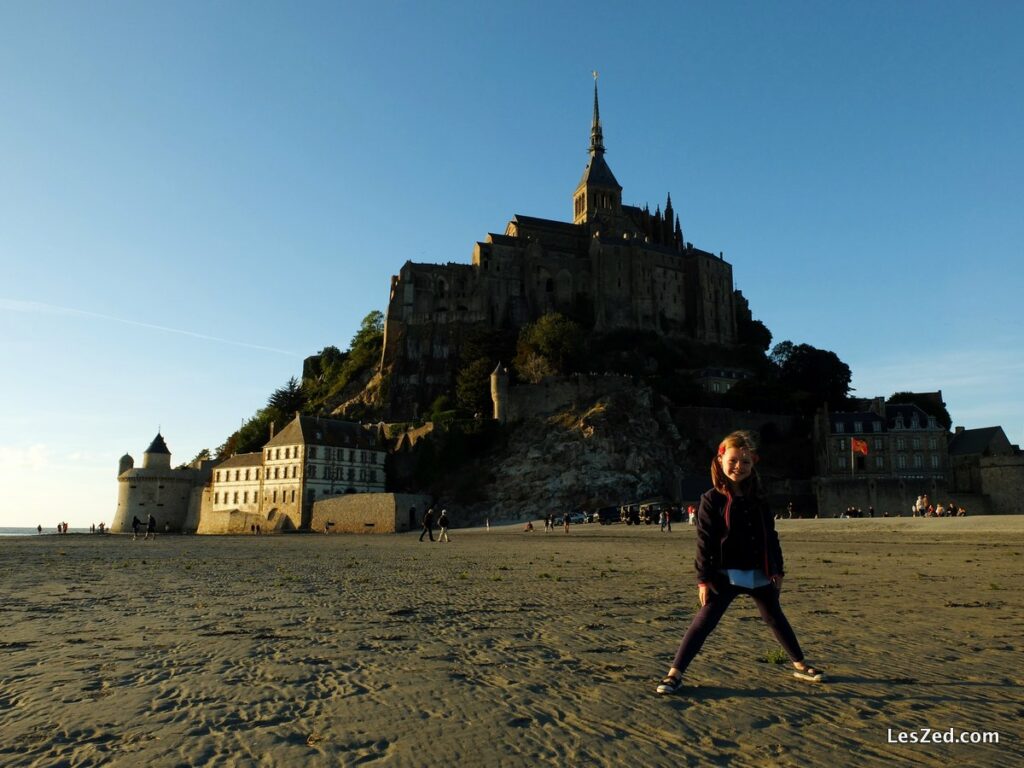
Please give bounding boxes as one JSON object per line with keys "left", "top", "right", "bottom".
{"left": 145, "top": 433, "right": 170, "bottom": 454}
{"left": 578, "top": 75, "right": 621, "bottom": 190}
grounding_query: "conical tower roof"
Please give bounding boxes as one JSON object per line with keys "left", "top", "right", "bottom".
{"left": 145, "top": 433, "right": 170, "bottom": 455}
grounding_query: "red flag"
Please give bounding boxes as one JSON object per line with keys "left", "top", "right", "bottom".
{"left": 851, "top": 438, "right": 869, "bottom": 456}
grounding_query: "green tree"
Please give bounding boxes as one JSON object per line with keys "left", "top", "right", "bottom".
{"left": 513, "top": 312, "right": 584, "bottom": 381}
{"left": 771, "top": 341, "right": 852, "bottom": 409}
{"left": 268, "top": 376, "right": 306, "bottom": 413}
{"left": 456, "top": 358, "right": 495, "bottom": 416}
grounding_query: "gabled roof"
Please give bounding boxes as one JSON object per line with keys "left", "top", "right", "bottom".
{"left": 145, "top": 433, "right": 170, "bottom": 454}
{"left": 948, "top": 426, "right": 1008, "bottom": 457}
{"left": 266, "top": 415, "right": 380, "bottom": 450}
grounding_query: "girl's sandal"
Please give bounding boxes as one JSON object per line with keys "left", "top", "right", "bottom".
{"left": 793, "top": 663, "right": 825, "bottom": 682}
{"left": 656, "top": 675, "right": 683, "bottom": 695}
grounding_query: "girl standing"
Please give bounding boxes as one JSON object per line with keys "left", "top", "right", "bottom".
{"left": 657, "top": 430, "right": 824, "bottom": 694}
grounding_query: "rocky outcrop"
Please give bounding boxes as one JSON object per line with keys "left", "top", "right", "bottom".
{"left": 463, "top": 384, "right": 687, "bottom": 521}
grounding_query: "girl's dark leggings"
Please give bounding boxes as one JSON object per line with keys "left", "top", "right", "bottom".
{"left": 671, "top": 582, "right": 804, "bottom": 673}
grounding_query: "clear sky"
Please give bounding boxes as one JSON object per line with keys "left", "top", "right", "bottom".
{"left": 2, "top": 1, "right": 1022, "bottom": 528}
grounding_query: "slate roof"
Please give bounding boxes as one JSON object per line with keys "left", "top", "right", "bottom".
{"left": 510, "top": 214, "right": 579, "bottom": 233}
{"left": 830, "top": 412, "right": 887, "bottom": 434}
{"left": 578, "top": 153, "right": 621, "bottom": 190}
{"left": 266, "top": 415, "right": 380, "bottom": 450}
{"left": 145, "top": 433, "right": 170, "bottom": 454}
{"left": 217, "top": 452, "right": 263, "bottom": 468}
{"left": 886, "top": 403, "right": 933, "bottom": 429}
{"left": 947, "top": 427, "right": 1008, "bottom": 457}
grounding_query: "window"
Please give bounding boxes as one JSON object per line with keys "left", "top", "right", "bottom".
{"left": 928, "top": 437, "right": 937, "bottom": 450}
{"left": 898, "top": 455, "right": 907, "bottom": 469}
{"left": 243, "top": 491, "right": 248, "bottom": 503}
{"left": 896, "top": 438, "right": 906, "bottom": 450}
{"left": 235, "top": 469, "right": 240, "bottom": 481}
{"left": 214, "top": 492, "right": 219, "bottom": 504}
{"left": 349, "top": 449, "right": 355, "bottom": 462}
{"left": 837, "top": 439, "right": 847, "bottom": 451}
{"left": 245, "top": 469, "right": 250, "bottom": 481}
{"left": 838, "top": 456, "right": 848, "bottom": 468}
{"left": 835, "top": 422, "right": 845, "bottom": 434}
{"left": 928, "top": 416, "right": 938, "bottom": 428}
{"left": 291, "top": 490, "right": 296, "bottom": 503}
{"left": 913, "top": 454, "right": 923, "bottom": 468}
{"left": 272, "top": 490, "right": 277, "bottom": 503}
{"left": 873, "top": 438, "right": 883, "bottom": 450}
{"left": 308, "top": 447, "right": 317, "bottom": 460}
{"left": 256, "top": 469, "right": 260, "bottom": 480}
{"left": 912, "top": 438, "right": 921, "bottom": 450}
{"left": 873, "top": 421, "right": 882, "bottom": 432}
{"left": 347, "top": 468, "right": 354, "bottom": 480}
{"left": 853, "top": 421, "right": 863, "bottom": 433}
{"left": 216, "top": 471, "right": 221, "bottom": 482}
{"left": 274, "top": 467, "right": 279, "bottom": 479}
{"left": 233, "top": 491, "right": 238, "bottom": 504}
{"left": 307, "top": 464, "right": 317, "bottom": 479}
{"left": 285, "top": 447, "right": 290, "bottom": 459}
{"left": 875, "top": 456, "right": 884, "bottom": 469}
{"left": 275, "top": 448, "right": 280, "bottom": 460}
{"left": 931, "top": 455, "right": 940, "bottom": 468}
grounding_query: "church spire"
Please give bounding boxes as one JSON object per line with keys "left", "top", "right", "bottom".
{"left": 589, "top": 70, "right": 605, "bottom": 157}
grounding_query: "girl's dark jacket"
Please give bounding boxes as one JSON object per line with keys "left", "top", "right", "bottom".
{"left": 694, "top": 488, "right": 784, "bottom": 585}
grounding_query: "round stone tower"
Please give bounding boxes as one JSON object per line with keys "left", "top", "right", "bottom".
{"left": 490, "top": 362, "right": 509, "bottom": 424}
{"left": 112, "top": 432, "right": 198, "bottom": 534}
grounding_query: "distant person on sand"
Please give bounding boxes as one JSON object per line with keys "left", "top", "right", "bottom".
{"left": 37, "top": 524, "right": 42, "bottom": 534}
{"left": 419, "top": 507, "right": 435, "bottom": 542}
{"left": 144, "top": 514, "right": 157, "bottom": 540}
{"left": 563, "top": 513, "right": 570, "bottom": 533}
{"left": 437, "top": 509, "right": 450, "bottom": 543}
{"left": 657, "top": 430, "right": 825, "bottom": 695}
{"left": 132, "top": 516, "right": 142, "bottom": 540}
{"left": 523, "top": 521, "right": 534, "bottom": 532}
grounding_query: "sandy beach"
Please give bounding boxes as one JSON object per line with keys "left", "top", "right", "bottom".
{"left": 2, "top": 516, "right": 1021, "bottom": 767}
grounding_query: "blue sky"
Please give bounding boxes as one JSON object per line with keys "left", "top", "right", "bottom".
{"left": 2, "top": 1, "right": 1022, "bottom": 527}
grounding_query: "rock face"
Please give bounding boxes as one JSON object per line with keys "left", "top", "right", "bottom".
{"left": 464, "top": 384, "right": 686, "bottom": 521}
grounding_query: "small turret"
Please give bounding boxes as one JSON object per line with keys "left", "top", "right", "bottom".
{"left": 490, "top": 363, "right": 509, "bottom": 424}
{"left": 118, "top": 453, "right": 134, "bottom": 476}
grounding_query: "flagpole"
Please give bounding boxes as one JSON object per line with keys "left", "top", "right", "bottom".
{"left": 851, "top": 442, "right": 855, "bottom": 478}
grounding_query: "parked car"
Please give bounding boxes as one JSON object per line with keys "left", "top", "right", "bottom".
{"left": 591, "top": 506, "right": 620, "bottom": 525}
{"left": 555, "top": 510, "right": 588, "bottom": 526}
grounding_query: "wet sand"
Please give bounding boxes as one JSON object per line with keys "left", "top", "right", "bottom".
{"left": 2, "top": 516, "right": 1022, "bottom": 767}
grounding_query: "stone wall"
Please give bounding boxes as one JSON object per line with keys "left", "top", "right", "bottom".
{"left": 310, "top": 493, "right": 432, "bottom": 534}
{"left": 979, "top": 455, "right": 1024, "bottom": 514}
{"left": 112, "top": 470, "right": 196, "bottom": 533}
{"left": 813, "top": 477, "right": 991, "bottom": 517}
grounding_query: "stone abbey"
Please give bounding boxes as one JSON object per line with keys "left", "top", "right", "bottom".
{"left": 380, "top": 81, "right": 752, "bottom": 419}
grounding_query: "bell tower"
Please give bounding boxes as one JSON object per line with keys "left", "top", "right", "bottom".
{"left": 573, "top": 72, "right": 622, "bottom": 227}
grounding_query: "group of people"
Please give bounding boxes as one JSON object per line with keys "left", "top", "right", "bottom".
{"left": 131, "top": 514, "right": 158, "bottom": 540}
{"left": 416, "top": 505, "right": 450, "bottom": 542}
{"left": 913, "top": 495, "right": 966, "bottom": 517}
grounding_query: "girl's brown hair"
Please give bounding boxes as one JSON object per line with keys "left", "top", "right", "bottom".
{"left": 710, "top": 430, "right": 763, "bottom": 496}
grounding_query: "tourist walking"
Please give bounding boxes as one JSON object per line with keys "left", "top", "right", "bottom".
{"left": 419, "top": 507, "right": 435, "bottom": 542}
{"left": 437, "top": 509, "right": 450, "bottom": 543}
{"left": 132, "top": 516, "right": 142, "bottom": 540}
{"left": 660, "top": 509, "right": 668, "bottom": 532}
{"left": 657, "top": 430, "right": 825, "bottom": 695}
{"left": 144, "top": 514, "right": 157, "bottom": 540}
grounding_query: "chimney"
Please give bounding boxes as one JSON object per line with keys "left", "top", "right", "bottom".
{"left": 955, "top": 426, "right": 965, "bottom": 434}
{"left": 269, "top": 421, "right": 276, "bottom": 440}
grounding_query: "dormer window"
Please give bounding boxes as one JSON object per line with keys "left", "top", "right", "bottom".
{"left": 854, "top": 421, "right": 863, "bottom": 433}
{"left": 927, "top": 416, "right": 937, "bottom": 429}
{"left": 873, "top": 421, "right": 882, "bottom": 432}
{"left": 835, "top": 422, "right": 845, "bottom": 433}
